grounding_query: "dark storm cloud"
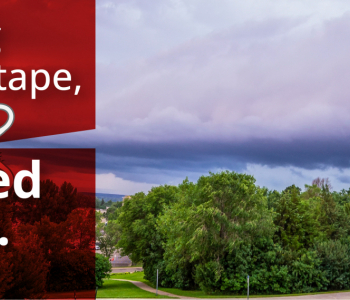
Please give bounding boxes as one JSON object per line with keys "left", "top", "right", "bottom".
{"left": 4, "top": 134, "right": 350, "bottom": 175}
{"left": 94, "top": 137, "right": 350, "bottom": 173}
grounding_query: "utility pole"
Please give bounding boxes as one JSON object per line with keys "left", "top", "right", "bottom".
{"left": 156, "top": 269, "right": 159, "bottom": 296}
{"left": 247, "top": 275, "right": 249, "bottom": 300}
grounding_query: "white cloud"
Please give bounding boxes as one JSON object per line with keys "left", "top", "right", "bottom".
{"left": 96, "top": 173, "right": 157, "bottom": 195}
{"left": 244, "top": 164, "right": 350, "bottom": 191}
{"left": 96, "top": 0, "right": 350, "bottom": 65}
{"left": 94, "top": 12, "right": 350, "bottom": 145}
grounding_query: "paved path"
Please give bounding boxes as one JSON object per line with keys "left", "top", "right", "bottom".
{"left": 103, "top": 296, "right": 350, "bottom": 300}
{"left": 109, "top": 279, "right": 350, "bottom": 300}
{"left": 111, "top": 279, "right": 186, "bottom": 298}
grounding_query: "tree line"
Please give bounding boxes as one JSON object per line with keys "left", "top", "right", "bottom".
{"left": 115, "top": 171, "right": 350, "bottom": 295}
{"left": 96, "top": 198, "right": 114, "bottom": 209}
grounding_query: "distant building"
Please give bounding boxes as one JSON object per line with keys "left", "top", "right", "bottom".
{"left": 110, "top": 250, "right": 133, "bottom": 267}
{"left": 122, "top": 195, "right": 131, "bottom": 206}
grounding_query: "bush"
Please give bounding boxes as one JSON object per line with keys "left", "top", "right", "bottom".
{"left": 315, "top": 240, "right": 350, "bottom": 290}
{"left": 95, "top": 253, "right": 112, "bottom": 287}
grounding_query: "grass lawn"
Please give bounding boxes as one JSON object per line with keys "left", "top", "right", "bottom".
{"left": 97, "top": 280, "right": 172, "bottom": 298}
{"left": 110, "top": 271, "right": 151, "bottom": 284}
{"left": 110, "top": 272, "right": 350, "bottom": 298}
{"left": 110, "top": 273, "right": 218, "bottom": 298}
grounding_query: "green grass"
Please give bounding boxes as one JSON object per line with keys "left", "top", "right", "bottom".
{"left": 110, "top": 272, "right": 350, "bottom": 298}
{"left": 97, "top": 280, "right": 172, "bottom": 298}
{"left": 110, "top": 272, "right": 151, "bottom": 284}
{"left": 158, "top": 288, "right": 350, "bottom": 298}
{"left": 110, "top": 273, "right": 216, "bottom": 298}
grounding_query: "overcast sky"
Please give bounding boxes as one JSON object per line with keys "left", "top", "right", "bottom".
{"left": 6, "top": 0, "right": 350, "bottom": 194}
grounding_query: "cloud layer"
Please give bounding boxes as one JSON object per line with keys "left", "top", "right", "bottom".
{"left": 97, "top": 13, "right": 350, "bottom": 144}
{"left": 6, "top": 0, "right": 350, "bottom": 193}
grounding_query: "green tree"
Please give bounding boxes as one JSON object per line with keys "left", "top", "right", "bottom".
{"left": 159, "top": 171, "right": 275, "bottom": 292}
{"left": 266, "top": 189, "right": 281, "bottom": 210}
{"left": 274, "top": 186, "right": 320, "bottom": 250}
{"left": 318, "top": 187, "right": 350, "bottom": 240}
{"left": 97, "top": 220, "right": 120, "bottom": 258}
{"left": 332, "top": 188, "right": 350, "bottom": 206}
{"left": 106, "top": 201, "right": 123, "bottom": 220}
{"left": 96, "top": 210, "right": 103, "bottom": 223}
{"left": 117, "top": 185, "right": 178, "bottom": 283}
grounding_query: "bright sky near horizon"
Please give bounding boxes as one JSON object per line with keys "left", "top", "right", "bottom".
{"left": 5, "top": 0, "right": 350, "bottom": 194}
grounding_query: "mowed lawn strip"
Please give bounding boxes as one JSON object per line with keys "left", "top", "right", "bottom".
{"left": 110, "top": 271, "right": 151, "bottom": 285}
{"left": 97, "top": 279, "right": 173, "bottom": 298}
{"left": 110, "top": 272, "right": 350, "bottom": 298}
{"left": 110, "top": 273, "right": 211, "bottom": 298}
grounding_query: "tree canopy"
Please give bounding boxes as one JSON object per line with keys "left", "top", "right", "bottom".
{"left": 116, "top": 172, "right": 350, "bottom": 295}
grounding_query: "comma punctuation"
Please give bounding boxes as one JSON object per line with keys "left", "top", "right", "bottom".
{"left": 0, "top": 67, "right": 81, "bottom": 99}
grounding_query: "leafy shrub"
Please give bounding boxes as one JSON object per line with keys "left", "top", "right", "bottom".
{"left": 95, "top": 253, "right": 112, "bottom": 287}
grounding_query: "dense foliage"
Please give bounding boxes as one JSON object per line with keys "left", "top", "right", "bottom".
{"left": 95, "top": 253, "right": 112, "bottom": 287}
{"left": 116, "top": 171, "right": 350, "bottom": 295}
{"left": 106, "top": 201, "right": 123, "bottom": 220}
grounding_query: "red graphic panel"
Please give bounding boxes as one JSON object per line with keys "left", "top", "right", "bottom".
{"left": 0, "top": 149, "right": 96, "bottom": 299}
{"left": 0, "top": 0, "right": 95, "bottom": 141}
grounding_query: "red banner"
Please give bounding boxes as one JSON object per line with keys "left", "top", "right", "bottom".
{"left": 0, "top": 0, "right": 95, "bottom": 141}
{"left": 0, "top": 149, "right": 96, "bottom": 299}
